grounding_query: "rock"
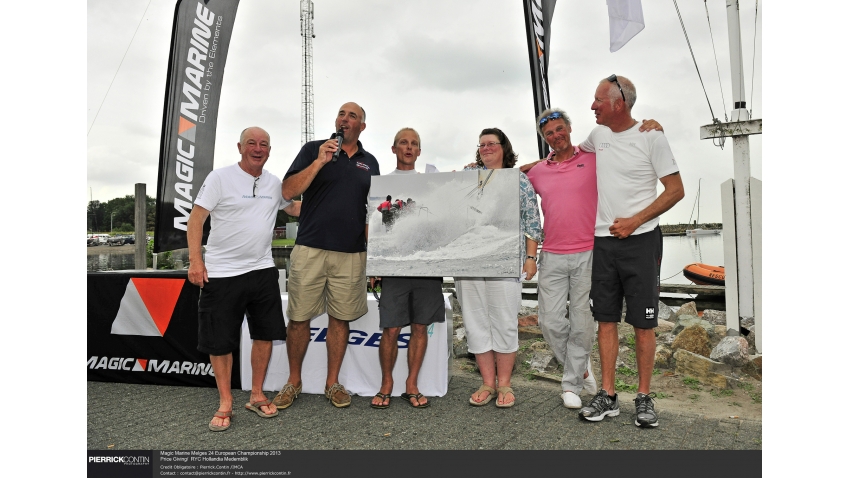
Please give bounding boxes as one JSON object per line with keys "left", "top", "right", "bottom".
{"left": 676, "top": 301, "right": 699, "bottom": 318}
{"left": 702, "top": 309, "right": 726, "bottom": 325}
{"left": 655, "top": 344, "right": 673, "bottom": 368}
{"left": 453, "top": 337, "right": 469, "bottom": 358}
{"left": 530, "top": 341, "right": 550, "bottom": 352}
{"left": 709, "top": 336, "right": 749, "bottom": 367}
{"left": 713, "top": 325, "right": 727, "bottom": 338}
{"left": 672, "top": 315, "right": 715, "bottom": 335}
{"left": 529, "top": 349, "right": 555, "bottom": 373}
{"left": 740, "top": 317, "right": 755, "bottom": 330}
{"left": 451, "top": 295, "right": 462, "bottom": 314}
{"left": 616, "top": 346, "right": 630, "bottom": 368}
{"left": 741, "top": 355, "right": 762, "bottom": 381}
{"left": 454, "top": 327, "right": 466, "bottom": 341}
{"left": 518, "top": 315, "right": 538, "bottom": 327}
{"left": 518, "top": 325, "right": 543, "bottom": 340}
{"left": 657, "top": 332, "right": 675, "bottom": 346}
{"left": 658, "top": 301, "right": 674, "bottom": 321}
{"left": 518, "top": 305, "right": 538, "bottom": 318}
{"left": 656, "top": 319, "right": 675, "bottom": 334}
{"left": 452, "top": 314, "right": 464, "bottom": 329}
{"left": 671, "top": 325, "right": 711, "bottom": 358}
{"left": 673, "top": 349, "right": 734, "bottom": 389}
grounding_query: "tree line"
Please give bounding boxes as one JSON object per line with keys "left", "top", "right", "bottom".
{"left": 87, "top": 195, "right": 297, "bottom": 233}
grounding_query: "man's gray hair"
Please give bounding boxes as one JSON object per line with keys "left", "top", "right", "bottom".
{"left": 535, "top": 108, "right": 570, "bottom": 138}
{"left": 240, "top": 126, "right": 270, "bottom": 144}
{"left": 600, "top": 75, "right": 637, "bottom": 109}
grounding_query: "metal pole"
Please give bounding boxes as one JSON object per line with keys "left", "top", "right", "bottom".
{"left": 134, "top": 183, "right": 147, "bottom": 270}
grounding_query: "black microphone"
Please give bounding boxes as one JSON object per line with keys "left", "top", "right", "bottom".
{"left": 331, "top": 129, "right": 343, "bottom": 162}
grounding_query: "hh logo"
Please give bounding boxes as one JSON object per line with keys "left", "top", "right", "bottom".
{"left": 645, "top": 307, "right": 655, "bottom": 320}
{"left": 111, "top": 278, "right": 185, "bottom": 336}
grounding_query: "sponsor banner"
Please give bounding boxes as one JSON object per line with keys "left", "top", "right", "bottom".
{"left": 154, "top": 0, "right": 241, "bottom": 252}
{"left": 522, "top": 0, "right": 557, "bottom": 160}
{"left": 87, "top": 271, "right": 239, "bottom": 388}
{"left": 241, "top": 294, "right": 451, "bottom": 397}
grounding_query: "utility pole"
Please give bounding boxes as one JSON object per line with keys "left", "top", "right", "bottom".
{"left": 300, "top": 0, "right": 315, "bottom": 145}
{"left": 699, "top": 0, "right": 761, "bottom": 352}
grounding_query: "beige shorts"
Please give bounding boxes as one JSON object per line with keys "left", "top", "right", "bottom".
{"left": 286, "top": 245, "right": 368, "bottom": 322}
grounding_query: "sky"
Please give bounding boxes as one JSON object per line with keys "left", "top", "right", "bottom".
{"left": 87, "top": 0, "right": 761, "bottom": 224}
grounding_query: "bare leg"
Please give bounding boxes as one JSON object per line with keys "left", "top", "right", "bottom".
{"left": 325, "top": 315, "right": 349, "bottom": 387}
{"left": 371, "top": 327, "right": 399, "bottom": 407}
{"left": 598, "top": 322, "right": 619, "bottom": 396}
{"left": 285, "top": 320, "right": 311, "bottom": 389}
{"left": 209, "top": 353, "right": 233, "bottom": 428}
{"left": 405, "top": 323, "right": 428, "bottom": 406}
{"left": 471, "top": 351, "right": 496, "bottom": 403}
{"left": 634, "top": 327, "right": 656, "bottom": 394}
{"left": 495, "top": 351, "right": 517, "bottom": 406}
{"left": 249, "top": 340, "right": 276, "bottom": 414}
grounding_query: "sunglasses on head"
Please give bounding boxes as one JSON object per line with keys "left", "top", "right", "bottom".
{"left": 538, "top": 111, "right": 565, "bottom": 127}
{"left": 607, "top": 74, "right": 626, "bottom": 102}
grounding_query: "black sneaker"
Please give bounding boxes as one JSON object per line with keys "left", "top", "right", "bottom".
{"left": 634, "top": 392, "right": 658, "bottom": 428}
{"left": 579, "top": 389, "right": 620, "bottom": 422}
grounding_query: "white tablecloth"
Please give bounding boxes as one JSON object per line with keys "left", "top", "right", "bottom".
{"left": 240, "top": 293, "right": 452, "bottom": 397}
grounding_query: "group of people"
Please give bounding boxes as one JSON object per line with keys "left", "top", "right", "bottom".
{"left": 376, "top": 195, "right": 415, "bottom": 232}
{"left": 186, "top": 73, "right": 684, "bottom": 433}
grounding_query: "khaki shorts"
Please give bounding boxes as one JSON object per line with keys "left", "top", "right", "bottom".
{"left": 286, "top": 245, "right": 368, "bottom": 322}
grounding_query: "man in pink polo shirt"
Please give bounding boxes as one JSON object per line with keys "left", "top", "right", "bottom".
{"left": 526, "top": 108, "right": 598, "bottom": 409}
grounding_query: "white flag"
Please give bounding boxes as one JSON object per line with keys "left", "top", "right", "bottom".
{"left": 607, "top": 0, "right": 644, "bottom": 52}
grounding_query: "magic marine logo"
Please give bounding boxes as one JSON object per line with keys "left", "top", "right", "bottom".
{"left": 111, "top": 278, "right": 185, "bottom": 336}
{"left": 87, "top": 356, "right": 214, "bottom": 376}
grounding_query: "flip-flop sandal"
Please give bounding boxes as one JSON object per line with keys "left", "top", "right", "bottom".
{"left": 209, "top": 410, "right": 232, "bottom": 432}
{"left": 469, "top": 385, "right": 496, "bottom": 406}
{"left": 371, "top": 393, "right": 391, "bottom": 409}
{"left": 245, "top": 398, "right": 279, "bottom": 418}
{"left": 401, "top": 392, "right": 430, "bottom": 409}
{"left": 495, "top": 386, "right": 516, "bottom": 408}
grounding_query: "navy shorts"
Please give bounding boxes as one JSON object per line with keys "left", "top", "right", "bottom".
{"left": 378, "top": 277, "right": 445, "bottom": 329}
{"left": 197, "top": 267, "right": 286, "bottom": 355}
{"left": 590, "top": 226, "right": 662, "bottom": 329}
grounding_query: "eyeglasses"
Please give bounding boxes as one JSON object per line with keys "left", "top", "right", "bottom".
{"left": 477, "top": 141, "right": 501, "bottom": 149}
{"left": 538, "top": 111, "right": 565, "bottom": 127}
{"left": 607, "top": 74, "right": 626, "bottom": 102}
{"left": 252, "top": 177, "right": 260, "bottom": 197}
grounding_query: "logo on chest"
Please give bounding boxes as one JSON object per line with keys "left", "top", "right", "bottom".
{"left": 355, "top": 162, "right": 370, "bottom": 171}
{"left": 599, "top": 142, "right": 611, "bottom": 149}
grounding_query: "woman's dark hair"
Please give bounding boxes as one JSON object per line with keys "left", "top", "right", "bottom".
{"left": 474, "top": 127, "right": 518, "bottom": 169}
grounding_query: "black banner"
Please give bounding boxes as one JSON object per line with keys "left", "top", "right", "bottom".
{"left": 87, "top": 271, "right": 240, "bottom": 389}
{"left": 523, "top": 0, "right": 557, "bottom": 160}
{"left": 154, "top": 0, "right": 240, "bottom": 252}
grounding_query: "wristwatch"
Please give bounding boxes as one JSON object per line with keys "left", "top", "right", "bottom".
{"left": 526, "top": 255, "right": 537, "bottom": 261}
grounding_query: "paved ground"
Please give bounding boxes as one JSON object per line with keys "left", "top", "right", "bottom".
{"left": 88, "top": 374, "right": 761, "bottom": 451}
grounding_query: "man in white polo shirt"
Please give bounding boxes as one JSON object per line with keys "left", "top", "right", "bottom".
{"left": 187, "top": 126, "right": 300, "bottom": 432}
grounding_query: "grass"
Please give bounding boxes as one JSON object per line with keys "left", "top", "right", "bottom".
{"left": 688, "top": 394, "right": 700, "bottom": 401}
{"left": 682, "top": 376, "right": 702, "bottom": 391}
{"left": 749, "top": 392, "right": 762, "bottom": 404}
{"left": 654, "top": 392, "right": 669, "bottom": 399}
{"left": 617, "top": 366, "right": 638, "bottom": 376}
{"left": 710, "top": 389, "right": 734, "bottom": 398}
{"left": 625, "top": 334, "right": 636, "bottom": 348}
{"left": 272, "top": 238, "right": 296, "bottom": 246}
{"left": 615, "top": 378, "right": 637, "bottom": 393}
{"left": 731, "top": 401, "right": 742, "bottom": 407}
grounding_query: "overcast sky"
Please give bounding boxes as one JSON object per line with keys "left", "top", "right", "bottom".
{"left": 87, "top": 0, "right": 761, "bottom": 224}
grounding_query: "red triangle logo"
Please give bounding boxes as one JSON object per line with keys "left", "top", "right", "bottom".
{"left": 178, "top": 116, "right": 195, "bottom": 134}
{"left": 137, "top": 359, "right": 148, "bottom": 371}
{"left": 131, "top": 278, "right": 185, "bottom": 335}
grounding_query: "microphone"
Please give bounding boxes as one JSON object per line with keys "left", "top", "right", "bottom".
{"left": 331, "top": 129, "right": 343, "bottom": 162}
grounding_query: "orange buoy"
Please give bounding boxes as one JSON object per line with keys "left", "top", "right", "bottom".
{"left": 682, "top": 263, "right": 725, "bottom": 286}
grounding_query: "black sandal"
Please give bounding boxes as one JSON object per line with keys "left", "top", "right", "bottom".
{"left": 370, "top": 393, "right": 391, "bottom": 409}
{"left": 401, "top": 392, "right": 430, "bottom": 408}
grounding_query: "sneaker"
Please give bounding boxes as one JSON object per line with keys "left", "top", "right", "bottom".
{"left": 579, "top": 389, "right": 620, "bottom": 422}
{"left": 634, "top": 392, "right": 658, "bottom": 428}
{"left": 583, "top": 365, "right": 598, "bottom": 395}
{"left": 325, "top": 383, "right": 352, "bottom": 408}
{"left": 272, "top": 382, "right": 302, "bottom": 409}
{"left": 561, "top": 391, "right": 582, "bottom": 409}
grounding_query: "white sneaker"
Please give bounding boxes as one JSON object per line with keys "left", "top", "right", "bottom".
{"left": 583, "top": 365, "right": 598, "bottom": 395}
{"left": 561, "top": 391, "right": 582, "bottom": 409}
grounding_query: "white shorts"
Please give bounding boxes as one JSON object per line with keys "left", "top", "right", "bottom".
{"left": 455, "top": 277, "right": 521, "bottom": 354}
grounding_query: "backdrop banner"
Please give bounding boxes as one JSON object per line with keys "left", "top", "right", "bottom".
{"left": 241, "top": 294, "right": 452, "bottom": 397}
{"left": 154, "top": 0, "right": 240, "bottom": 252}
{"left": 523, "top": 0, "right": 557, "bottom": 160}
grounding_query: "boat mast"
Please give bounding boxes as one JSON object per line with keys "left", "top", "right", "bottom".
{"left": 699, "top": 0, "right": 761, "bottom": 352}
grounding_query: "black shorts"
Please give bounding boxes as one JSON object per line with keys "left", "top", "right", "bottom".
{"left": 378, "top": 277, "right": 445, "bottom": 329}
{"left": 197, "top": 267, "right": 286, "bottom": 355}
{"left": 590, "top": 226, "right": 662, "bottom": 329}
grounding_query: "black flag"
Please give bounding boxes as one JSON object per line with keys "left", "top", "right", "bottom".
{"left": 523, "top": 0, "right": 557, "bottom": 160}
{"left": 154, "top": 0, "right": 240, "bottom": 252}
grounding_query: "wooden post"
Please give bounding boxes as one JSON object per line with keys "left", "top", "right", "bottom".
{"left": 134, "top": 183, "right": 146, "bottom": 269}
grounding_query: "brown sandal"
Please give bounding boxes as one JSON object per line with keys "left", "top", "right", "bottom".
{"left": 469, "top": 385, "right": 496, "bottom": 406}
{"left": 209, "top": 410, "right": 232, "bottom": 432}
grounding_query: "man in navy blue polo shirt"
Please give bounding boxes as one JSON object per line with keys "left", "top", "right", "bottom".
{"left": 274, "top": 102, "right": 380, "bottom": 409}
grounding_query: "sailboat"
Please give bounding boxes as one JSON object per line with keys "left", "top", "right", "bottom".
{"left": 685, "top": 179, "right": 721, "bottom": 236}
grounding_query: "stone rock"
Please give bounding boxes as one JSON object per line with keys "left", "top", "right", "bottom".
{"left": 530, "top": 349, "right": 555, "bottom": 373}
{"left": 741, "top": 355, "right": 762, "bottom": 381}
{"left": 530, "top": 340, "right": 550, "bottom": 352}
{"left": 658, "top": 301, "right": 674, "bottom": 321}
{"left": 656, "top": 319, "right": 675, "bottom": 334}
{"left": 518, "top": 305, "right": 538, "bottom": 318}
{"left": 702, "top": 309, "right": 727, "bottom": 326}
{"left": 453, "top": 337, "right": 469, "bottom": 358}
{"left": 709, "top": 336, "right": 749, "bottom": 367}
{"left": 616, "top": 346, "right": 631, "bottom": 368}
{"left": 671, "top": 325, "right": 711, "bottom": 358}
{"left": 452, "top": 314, "right": 464, "bottom": 329}
{"left": 451, "top": 295, "right": 462, "bottom": 314}
{"left": 454, "top": 327, "right": 466, "bottom": 341}
{"left": 740, "top": 317, "right": 755, "bottom": 330}
{"left": 518, "top": 315, "right": 538, "bottom": 327}
{"left": 518, "top": 325, "right": 543, "bottom": 340}
{"left": 657, "top": 332, "right": 675, "bottom": 346}
{"left": 672, "top": 315, "right": 715, "bottom": 335}
{"left": 673, "top": 349, "right": 733, "bottom": 389}
{"left": 713, "top": 325, "right": 727, "bottom": 338}
{"left": 676, "top": 301, "right": 699, "bottom": 318}
{"left": 655, "top": 344, "right": 673, "bottom": 368}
